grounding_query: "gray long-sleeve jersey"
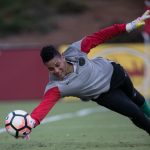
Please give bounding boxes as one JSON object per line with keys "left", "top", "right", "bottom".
{"left": 31, "top": 24, "right": 126, "bottom": 123}
{"left": 44, "top": 24, "right": 126, "bottom": 101}
{"left": 45, "top": 45, "right": 113, "bottom": 101}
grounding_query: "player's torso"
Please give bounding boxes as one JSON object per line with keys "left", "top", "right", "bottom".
{"left": 46, "top": 47, "right": 114, "bottom": 101}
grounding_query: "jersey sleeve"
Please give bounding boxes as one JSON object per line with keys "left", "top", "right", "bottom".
{"left": 30, "top": 87, "right": 61, "bottom": 126}
{"left": 70, "top": 24, "right": 126, "bottom": 54}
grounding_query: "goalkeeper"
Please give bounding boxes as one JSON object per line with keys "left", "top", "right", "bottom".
{"left": 27, "top": 11, "right": 150, "bottom": 138}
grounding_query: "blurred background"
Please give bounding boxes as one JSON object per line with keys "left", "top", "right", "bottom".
{"left": 0, "top": 0, "right": 150, "bottom": 100}
{"left": 0, "top": 0, "right": 146, "bottom": 45}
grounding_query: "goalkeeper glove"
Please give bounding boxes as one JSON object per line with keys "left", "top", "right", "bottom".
{"left": 24, "top": 115, "right": 36, "bottom": 140}
{"left": 126, "top": 10, "right": 150, "bottom": 32}
{"left": 24, "top": 116, "right": 36, "bottom": 140}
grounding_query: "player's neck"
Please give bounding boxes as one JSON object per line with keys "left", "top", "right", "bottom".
{"left": 66, "top": 62, "right": 73, "bottom": 74}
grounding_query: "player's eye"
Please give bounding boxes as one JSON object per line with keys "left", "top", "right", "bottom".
{"left": 48, "top": 67, "right": 54, "bottom": 71}
{"left": 55, "top": 63, "right": 60, "bottom": 67}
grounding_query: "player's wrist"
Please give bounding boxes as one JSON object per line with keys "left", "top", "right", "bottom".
{"left": 29, "top": 116, "right": 36, "bottom": 128}
{"left": 22, "top": 116, "right": 36, "bottom": 140}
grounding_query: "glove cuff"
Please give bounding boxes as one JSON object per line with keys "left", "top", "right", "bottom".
{"left": 126, "top": 17, "right": 143, "bottom": 32}
{"left": 28, "top": 115, "right": 36, "bottom": 128}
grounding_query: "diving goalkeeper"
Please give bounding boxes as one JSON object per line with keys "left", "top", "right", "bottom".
{"left": 26, "top": 10, "right": 150, "bottom": 139}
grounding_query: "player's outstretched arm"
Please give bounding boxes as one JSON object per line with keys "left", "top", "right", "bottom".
{"left": 22, "top": 87, "right": 60, "bottom": 140}
{"left": 23, "top": 87, "right": 60, "bottom": 140}
{"left": 72, "top": 10, "right": 150, "bottom": 54}
{"left": 126, "top": 10, "right": 150, "bottom": 32}
{"left": 30, "top": 87, "right": 60, "bottom": 125}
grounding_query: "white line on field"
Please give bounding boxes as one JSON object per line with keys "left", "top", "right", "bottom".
{"left": 0, "top": 106, "right": 108, "bottom": 134}
{"left": 0, "top": 128, "right": 6, "bottom": 134}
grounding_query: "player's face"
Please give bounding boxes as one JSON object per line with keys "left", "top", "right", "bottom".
{"left": 45, "top": 56, "right": 67, "bottom": 80}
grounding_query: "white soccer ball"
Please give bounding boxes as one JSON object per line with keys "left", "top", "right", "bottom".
{"left": 5, "top": 110, "right": 32, "bottom": 138}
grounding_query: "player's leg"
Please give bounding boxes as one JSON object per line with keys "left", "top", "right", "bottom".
{"left": 132, "top": 89, "right": 150, "bottom": 118}
{"left": 93, "top": 89, "right": 150, "bottom": 135}
{"left": 110, "top": 62, "right": 150, "bottom": 118}
{"left": 119, "top": 72, "right": 150, "bottom": 118}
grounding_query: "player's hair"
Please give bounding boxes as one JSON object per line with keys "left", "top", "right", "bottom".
{"left": 40, "top": 45, "right": 61, "bottom": 63}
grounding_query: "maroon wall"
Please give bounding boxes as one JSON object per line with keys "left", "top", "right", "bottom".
{"left": 0, "top": 48, "right": 48, "bottom": 100}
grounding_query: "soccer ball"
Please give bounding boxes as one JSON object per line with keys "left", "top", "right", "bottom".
{"left": 5, "top": 110, "right": 32, "bottom": 138}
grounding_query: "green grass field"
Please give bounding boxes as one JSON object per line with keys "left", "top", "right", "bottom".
{"left": 0, "top": 100, "right": 150, "bottom": 150}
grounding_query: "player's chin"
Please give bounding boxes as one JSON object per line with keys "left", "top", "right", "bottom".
{"left": 57, "top": 74, "right": 65, "bottom": 80}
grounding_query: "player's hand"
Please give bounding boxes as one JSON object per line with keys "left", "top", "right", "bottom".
{"left": 23, "top": 133, "right": 30, "bottom": 140}
{"left": 15, "top": 132, "right": 31, "bottom": 140}
{"left": 126, "top": 10, "right": 150, "bottom": 32}
{"left": 23, "top": 116, "right": 36, "bottom": 140}
{"left": 137, "top": 10, "right": 150, "bottom": 27}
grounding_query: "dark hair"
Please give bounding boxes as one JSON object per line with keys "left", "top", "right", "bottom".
{"left": 40, "top": 45, "right": 61, "bottom": 63}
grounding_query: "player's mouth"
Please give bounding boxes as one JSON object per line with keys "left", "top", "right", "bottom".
{"left": 55, "top": 72, "right": 65, "bottom": 80}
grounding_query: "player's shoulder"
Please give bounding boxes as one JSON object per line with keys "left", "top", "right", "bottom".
{"left": 63, "top": 45, "right": 79, "bottom": 57}
{"left": 63, "top": 40, "right": 83, "bottom": 55}
{"left": 44, "top": 80, "right": 58, "bottom": 94}
{"left": 64, "top": 45, "right": 87, "bottom": 60}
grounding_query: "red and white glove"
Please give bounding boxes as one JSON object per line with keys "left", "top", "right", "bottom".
{"left": 126, "top": 10, "right": 150, "bottom": 32}
{"left": 23, "top": 115, "right": 36, "bottom": 140}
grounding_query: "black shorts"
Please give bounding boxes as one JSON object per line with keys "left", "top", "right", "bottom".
{"left": 110, "top": 62, "right": 127, "bottom": 90}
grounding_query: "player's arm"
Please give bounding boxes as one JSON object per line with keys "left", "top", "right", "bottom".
{"left": 80, "top": 24, "right": 126, "bottom": 53}
{"left": 70, "top": 10, "right": 150, "bottom": 54}
{"left": 22, "top": 87, "right": 60, "bottom": 140}
{"left": 15, "top": 86, "right": 60, "bottom": 140}
{"left": 69, "top": 24, "right": 126, "bottom": 54}
{"left": 30, "top": 86, "right": 61, "bottom": 126}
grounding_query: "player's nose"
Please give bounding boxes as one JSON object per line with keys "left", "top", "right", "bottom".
{"left": 54, "top": 68, "right": 60, "bottom": 74}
